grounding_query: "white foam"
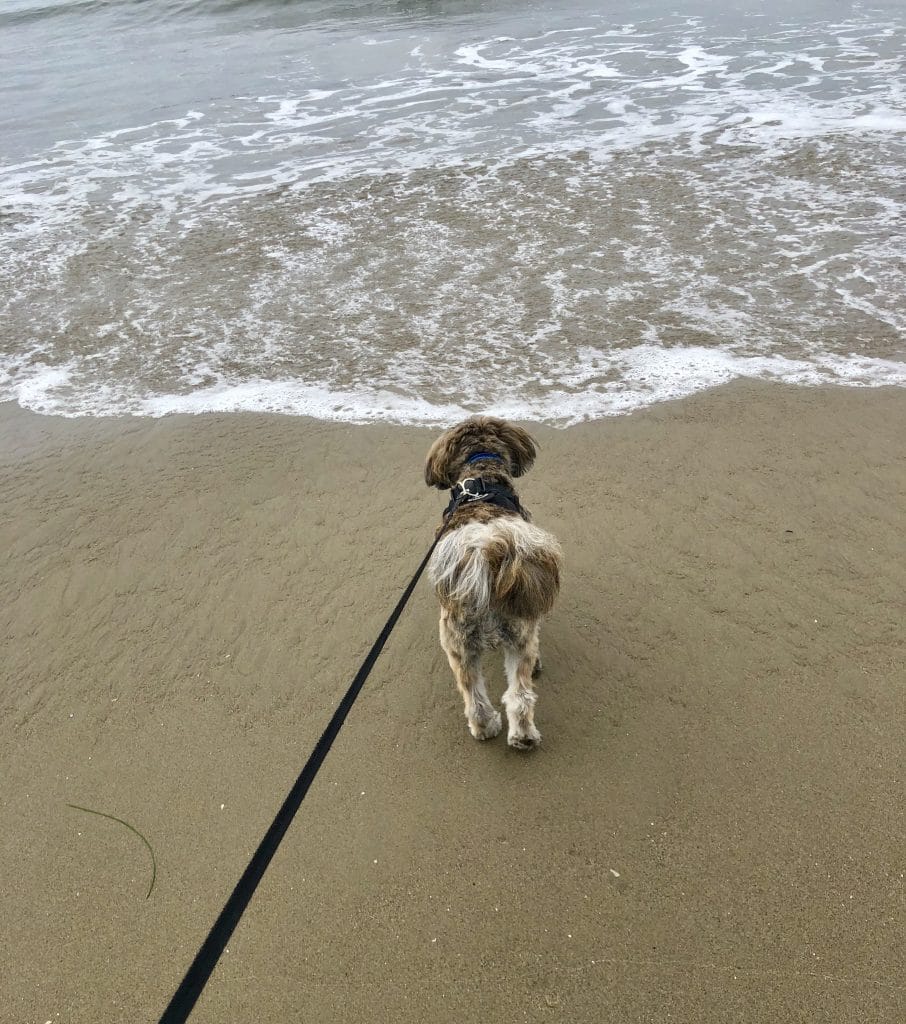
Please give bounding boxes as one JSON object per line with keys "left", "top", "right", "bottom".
{"left": 2, "top": 7, "right": 905, "bottom": 426}
{"left": 4, "top": 12, "right": 905, "bottom": 225}
{"left": 5, "top": 346, "right": 904, "bottom": 426}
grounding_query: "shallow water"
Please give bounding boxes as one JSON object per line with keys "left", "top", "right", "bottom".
{"left": 2, "top": 0, "right": 905, "bottom": 423}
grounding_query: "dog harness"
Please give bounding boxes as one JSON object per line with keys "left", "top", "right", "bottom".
{"left": 443, "top": 475, "right": 527, "bottom": 520}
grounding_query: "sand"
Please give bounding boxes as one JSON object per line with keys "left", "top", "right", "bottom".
{"left": 2, "top": 381, "right": 905, "bottom": 1023}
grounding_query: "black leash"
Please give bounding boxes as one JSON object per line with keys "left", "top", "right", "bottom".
{"left": 158, "top": 503, "right": 461, "bottom": 1024}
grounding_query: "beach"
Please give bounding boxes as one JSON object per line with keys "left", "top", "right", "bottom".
{"left": 2, "top": 380, "right": 904, "bottom": 1022}
{"left": 4, "top": 0, "right": 906, "bottom": 1018}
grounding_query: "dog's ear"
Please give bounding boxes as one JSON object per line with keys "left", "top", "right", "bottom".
{"left": 493, "top": 420, "right": 537, "bottom": 477}
{"left": 424, "top": 430, "right": 458, "bottom": 489}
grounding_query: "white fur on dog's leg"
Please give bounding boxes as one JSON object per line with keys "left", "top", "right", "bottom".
{"left": 469, "top": 708, "right": 503, "bottom": 741}
{"left": 503, "top": 699, "right": 541, "bottom": 749}
{"left": 507, "top": 727, "right": 541, "bottom": 750}
{"left": 466, "top": 675, "right": 502, "bottom": 740}
{"left": 440, "top": 612, "right": 501, "bottom": 741}
{"left": 503, "top": 648, "right": 541, "bottom": 750}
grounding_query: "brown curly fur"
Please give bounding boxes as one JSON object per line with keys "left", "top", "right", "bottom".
{"left": 424, "top": 415, "right": 537, "bottom": 489}
{"left": 425, "top": 416, "right": 562, "bottom": 750}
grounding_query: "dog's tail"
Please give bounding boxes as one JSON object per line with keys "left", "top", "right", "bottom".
{"left": 429, "top": 517, "right": 562, "bottom": 620}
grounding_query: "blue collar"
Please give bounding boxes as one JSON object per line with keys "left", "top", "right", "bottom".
{"left": 465, "top": 451, "right": 504, "bottom": 465}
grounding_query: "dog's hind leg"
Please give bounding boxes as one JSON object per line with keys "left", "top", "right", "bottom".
{"left": 503, "top": 622, "right": 542, "bottom": 750}
{"left": 439, "top": 611, "right": 501, "bottom": 741}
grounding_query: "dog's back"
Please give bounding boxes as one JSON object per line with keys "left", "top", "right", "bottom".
{"left": 429, "top": 516, "right": 561, "bottom": 625}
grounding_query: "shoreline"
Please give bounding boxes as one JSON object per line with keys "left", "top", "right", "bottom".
{"left": 3, "top": 380, "right": 905, "bottom": 1022}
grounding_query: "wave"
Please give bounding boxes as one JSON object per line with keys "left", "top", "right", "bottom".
{"left": 2, "top": 3, "right": 904, "bottom": 423}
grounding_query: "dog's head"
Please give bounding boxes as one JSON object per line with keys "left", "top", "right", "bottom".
{"left": 424, "top": 416, "right": 537, "bottom": 489}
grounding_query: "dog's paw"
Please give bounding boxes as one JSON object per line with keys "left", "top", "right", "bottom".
{"left": 469, "top": 711, "right": 502, "bottom": 741}
{"left": 507, "top": 726, "right": 541, "bottom": 750}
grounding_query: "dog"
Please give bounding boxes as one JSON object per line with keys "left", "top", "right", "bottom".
{"left": 424, "top": 416, "right": 562, "bottom": 749}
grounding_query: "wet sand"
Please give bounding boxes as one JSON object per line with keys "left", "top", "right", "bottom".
{"left": 2, "top": 381, "right": 905, "bottom": 1023}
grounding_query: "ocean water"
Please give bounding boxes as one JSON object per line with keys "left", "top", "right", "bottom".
{"left": 2, "top": 0, "right": 905, "bottom": 425}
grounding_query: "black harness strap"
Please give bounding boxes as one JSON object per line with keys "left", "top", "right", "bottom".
{"left": 158, "top": 499, "right": 464, "bottom": 1024}
{"left": 443, "top": 476, "right": 527, "bottom": 520}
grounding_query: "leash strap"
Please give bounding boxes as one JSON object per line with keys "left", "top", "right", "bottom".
{"left": 158, "top": 512, "right": 456, "bottom": 1024}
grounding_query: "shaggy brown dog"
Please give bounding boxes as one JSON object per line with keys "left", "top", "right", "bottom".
{"left": 425, "top": 417, "right": 562, "bottom": 749}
